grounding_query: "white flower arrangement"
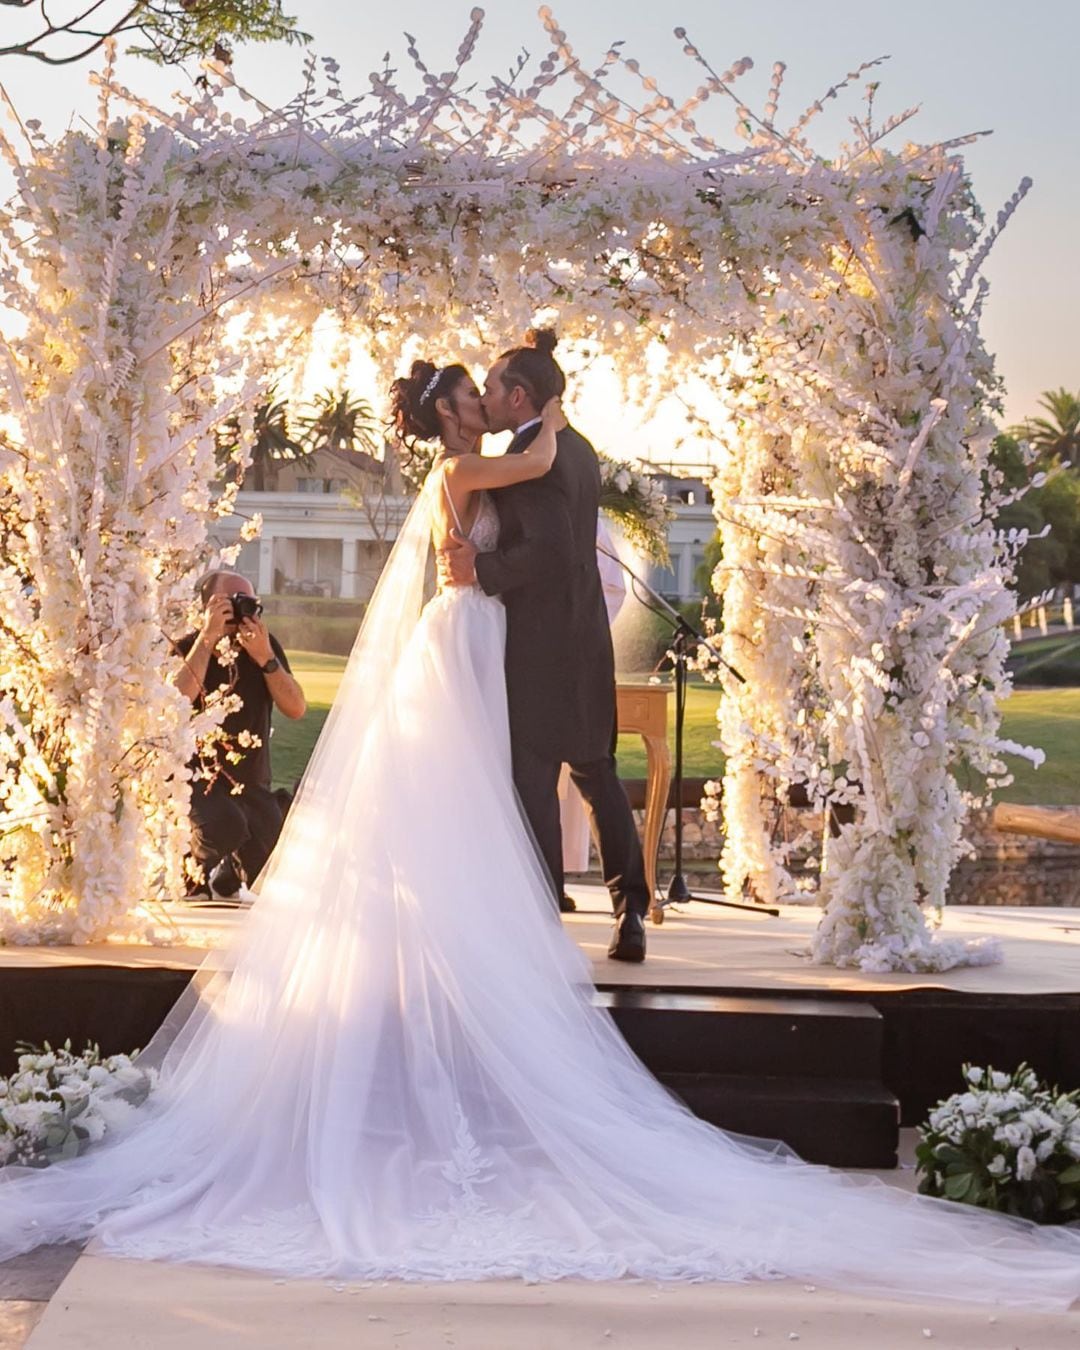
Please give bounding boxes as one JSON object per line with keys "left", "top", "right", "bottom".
{"left": 0, "top": 1041, "right": 152, "bottom": 1168}
{"left": 598, "top": 457, "right": 674, "bottom": 565}
{"left": 916, "top": 1064, "right": 1080, "bottom": 1224}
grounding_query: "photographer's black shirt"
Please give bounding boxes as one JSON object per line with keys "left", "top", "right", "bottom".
{"left": 174, "top": 633, "right": 291, "bottom": 792}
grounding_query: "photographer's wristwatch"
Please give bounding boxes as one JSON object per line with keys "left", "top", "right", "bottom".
{"left": 259, "top": 657, "right": 281, "bottom": 676}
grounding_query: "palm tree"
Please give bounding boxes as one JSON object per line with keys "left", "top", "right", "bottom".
{"left": 216, "top": 390, "right": 308, "bottom": 491}
{"left": 1014, "top": 388, "right": 1080, "bottom": 468}
{"left": 298, "top": 387, "right": 380, "bottom": 459}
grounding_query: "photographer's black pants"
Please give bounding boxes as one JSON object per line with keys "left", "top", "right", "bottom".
{"left": 190, "top": 781, "right": 284, "bottom": 889}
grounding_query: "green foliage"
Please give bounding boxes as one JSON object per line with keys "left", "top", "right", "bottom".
{"left": 992, "top": 432, "right": 1080, "bottom": 599}
{"left": 297, "top": 388, "right": 380, "bottom": 458}
{"left": 263, "top": 602, "right": 365, "bottom": 660}
{"left": 1, "top": 1, "right": 309, "bottom": 68}
{"left": 218, "top": 385, "right": 386, "bottom": 492}
{"left": 246, "top": 393, "right": 307, "bottom": 491}
{"left": 1013, "top": 387, "right": 1080, "bottom": 469}
{"left": 693, "top": 530, "right": 723, "bottom": 621}
{"left": 916, "top": 1063, "right": 1080, "bottom": 1225}
{"left": 693, "top": 531, "right": 722, "bottom": 597}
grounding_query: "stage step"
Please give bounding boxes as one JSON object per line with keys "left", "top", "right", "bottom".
{"left": 595, "top": 989, "right": 883, "bottom": 1079}
{"left": 595, "top": 989, "right": 899, "bottom": 1167}
{"left": 660, "top": 1073, "right": 900, "bottom": 1169}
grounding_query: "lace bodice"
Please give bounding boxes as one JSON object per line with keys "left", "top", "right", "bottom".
{"left": 467, "top": 491, "right": 500, "bottom": 554}
{"left": 440, "top": 464, "right": 499, "bottom": 557}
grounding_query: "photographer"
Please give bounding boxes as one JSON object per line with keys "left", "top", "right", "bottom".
{"left": 172, "top": 570, "right": 306, "bottom": 899}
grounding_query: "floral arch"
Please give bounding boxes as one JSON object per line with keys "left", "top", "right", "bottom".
{"left": 0, "top": 11, "right": 1034, "bottom": 968}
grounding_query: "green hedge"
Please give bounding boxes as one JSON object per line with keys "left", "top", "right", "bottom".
{"left": 268, "top": 613, "right": 363, "bottom": 657}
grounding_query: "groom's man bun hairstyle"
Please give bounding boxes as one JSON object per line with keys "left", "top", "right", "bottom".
{"left": 389, "top": 359, "right": 468, "bottom": 447}
{"left": 499, "top": 327, "right": 566, "bottom": 411}
{"left": 526, "top": 326, "right": 559, "bottom": 358}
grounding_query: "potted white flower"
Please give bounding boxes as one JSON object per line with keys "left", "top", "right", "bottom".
{"left": 916, "top": 1063, "right": 1080, "bottom": 1224}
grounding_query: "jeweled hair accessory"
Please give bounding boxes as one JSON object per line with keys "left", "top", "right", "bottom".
{"left": 418, "top": 369, "right": 442, "bottom": 405}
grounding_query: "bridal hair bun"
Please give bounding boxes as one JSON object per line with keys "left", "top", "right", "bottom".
{"left": 389, "top": 359, "right": 443, "bottom": 445}
{"left": 525, "top": 327, "right": 558, "bottom": 357}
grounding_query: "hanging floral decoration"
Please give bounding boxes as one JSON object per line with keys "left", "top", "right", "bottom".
{"left": 598, "top": 457, "right": 674, "bottom": 565}
{"left": 0, "top": 10, "right": 1036, "bottom": 967}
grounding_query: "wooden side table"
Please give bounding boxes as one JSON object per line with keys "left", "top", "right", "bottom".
{"left": 616, "top": 682, "right": 670, "bottom": 922}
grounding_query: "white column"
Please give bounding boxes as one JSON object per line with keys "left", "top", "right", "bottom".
{"left": 1064, "top": 595, "right": 1074, "bottom": 631}
{"left": 677, "top": 547, "right": 692, "bottom": 598}
{"left": 1038, "top": 605, "right": 1048, "bottom": 636}
{"left": 1012, "top": 613, "right": 1023, "bottom": 641}
{"left": 340, "top": 537, "right": 359, "bottom": 600}
{"left": 257, "top": 536, "right": 274, "bottom": 595}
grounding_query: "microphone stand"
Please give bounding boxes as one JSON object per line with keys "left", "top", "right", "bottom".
{"left": 599, "top": 545, "right": 780, "bottom": 920}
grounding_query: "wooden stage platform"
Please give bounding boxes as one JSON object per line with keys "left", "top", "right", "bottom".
{"left": 2, "top": 889, "right": 1077, "bottom": 1167}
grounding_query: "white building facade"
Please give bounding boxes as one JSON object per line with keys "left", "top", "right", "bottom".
{"left": 640, "top": 472, "right": 716, "bottom": 601}
{"left": 210, "top": 447, "right": 411, "bottom": 602}
{"left": 212, "top": 459, "right": 716, "bottom": 605}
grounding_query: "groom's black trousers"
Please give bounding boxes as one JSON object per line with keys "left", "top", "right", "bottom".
{"left": 512, "top": 738, "right": 650, "bottom": 920}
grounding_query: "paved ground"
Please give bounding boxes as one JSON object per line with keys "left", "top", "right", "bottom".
{"left": 23, "top": 1253, "right": 1080, "bottom": 1350}
{"left": 0, "top": 1244, "right": 81, "bottom": 1350}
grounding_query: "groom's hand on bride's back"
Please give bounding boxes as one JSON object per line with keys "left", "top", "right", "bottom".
{"left": 437, "top": 530, "right": 478, "bottom": 587}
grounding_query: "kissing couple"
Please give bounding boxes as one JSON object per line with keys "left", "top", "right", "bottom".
{"left": 394, "top": 327, "right": 651, "bottom": 963}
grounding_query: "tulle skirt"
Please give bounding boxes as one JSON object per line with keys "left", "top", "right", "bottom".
{"left": 1, "top": 586, "right": 1078, "bottom": 1309}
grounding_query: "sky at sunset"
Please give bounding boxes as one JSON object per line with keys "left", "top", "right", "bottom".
{"left": 1, "top": 0, "right": 1075, "bottom": 440}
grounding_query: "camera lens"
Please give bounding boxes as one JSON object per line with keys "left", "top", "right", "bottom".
{"left": 230, "top": 593, "right": 263, "bottom": 623}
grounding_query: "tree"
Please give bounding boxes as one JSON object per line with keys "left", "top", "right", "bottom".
{"left": 0, "top": 0, "right": 308, "bottom": 68}
{"left": 298, "top": 387, "right": 380, "bottom": 458}
{"left": 1013, "top": 388, "right": 1080, "bottom": 469}
{"left": 991, "top": 433, "right": 1080, "bottom": 599}
{"left": 693, "top": 530, "right": 723, "bottom": 595}
{"left": 216, "top": 391, "right": 307, "bottom": 492}
{"left": 296, "top": 387, "right": 401, "bottom": 594}
{"left": 693, "top": 529, "right": 723, "bottom": 623}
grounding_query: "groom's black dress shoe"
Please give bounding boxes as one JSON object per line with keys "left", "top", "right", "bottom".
{"left": 607, "top": 910, "right": 646, "bottom": 963}
{"left": 559, "top": 893, "right": 577, "bottom": 914}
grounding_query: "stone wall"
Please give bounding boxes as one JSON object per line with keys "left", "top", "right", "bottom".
{"left": 610, "top": 807, "right": 1080, "bottom": 907}
{"left": 949, "top": 809, "right": 1080, "bottom": 907}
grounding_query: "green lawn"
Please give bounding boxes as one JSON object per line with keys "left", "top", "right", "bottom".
{"left": 270, "top": 652, "right": 342, "bottom": 789}
{"left": 1007, "top": 632, "right": 1080, "bottom": 687}
{"left": 272, "top": 654, "right": 1080, "bottom": 805}
{"left": 981, "top": 687, "right": 1080, "bottom": 804}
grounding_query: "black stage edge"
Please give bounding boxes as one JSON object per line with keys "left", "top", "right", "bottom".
{"left": 592, "top": 982, "right": 1080, "bottom": 1126}
{"left": 3, "top": 965, "right": 1078, "bottom": 1163}
{"left": 0, "top": 966, "right": 192, "bottom": 1075}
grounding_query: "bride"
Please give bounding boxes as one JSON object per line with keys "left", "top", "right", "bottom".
{"left": 0, "top": 357, "right": 1077, "bottom": 1311}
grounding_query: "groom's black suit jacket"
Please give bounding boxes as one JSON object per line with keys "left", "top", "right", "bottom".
{"left": 475, "top": 422, "right": 616, "bottom": 764}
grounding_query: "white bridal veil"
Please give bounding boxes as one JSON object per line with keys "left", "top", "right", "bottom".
{"left": 0, "top": 472, "right": 1078, "bottom": 1310}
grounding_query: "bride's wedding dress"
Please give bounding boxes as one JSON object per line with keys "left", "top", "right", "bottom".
{"left": 1, "top": 473, "right": 1078, "bottom": 1310}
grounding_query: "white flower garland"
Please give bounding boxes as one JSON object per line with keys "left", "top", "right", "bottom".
{"left": 0, "top": 18, "right": 1034, "bottom": 966}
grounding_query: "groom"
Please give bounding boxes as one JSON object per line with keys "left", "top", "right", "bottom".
{"left": 437, "top": 331, "right": 650, "bottom": 962}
